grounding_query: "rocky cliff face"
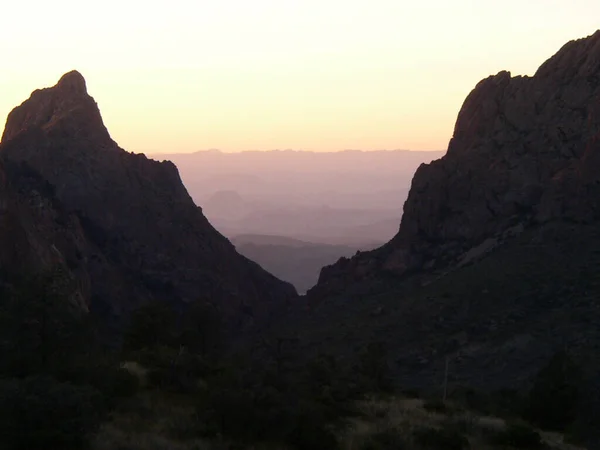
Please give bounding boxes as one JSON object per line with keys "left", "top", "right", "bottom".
{"left": 0, "top": 159, "right": 96, "bottom": 311}
{"left": 0, "top": 71, "right": 297, "bottom": 327}
{"left": 309, "top": 30, "right": 600, "bottom": 299}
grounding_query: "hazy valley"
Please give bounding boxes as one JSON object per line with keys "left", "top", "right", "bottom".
{"left": 153, "top": 149, "right": 442, "bottom": 292}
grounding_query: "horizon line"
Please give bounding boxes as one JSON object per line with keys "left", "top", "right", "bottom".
{"left": 146, "top": 148, "right": 446, "bottom": 155}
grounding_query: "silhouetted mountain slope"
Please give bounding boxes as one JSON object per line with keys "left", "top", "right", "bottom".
{"left": 309, "top": 29, "right": 600, "bottom": 299}
{"left": 0, "top": 71, "right": 297, "bottom": 328}
{"left": 278, "top": 221, "right": 600, "bottom": 442}
{"left": 290, "top": 31, "right": 600, "bottom": 435}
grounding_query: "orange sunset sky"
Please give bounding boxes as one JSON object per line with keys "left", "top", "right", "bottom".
{"left": 1, "top": 1, "right": 598, "bottom": 154}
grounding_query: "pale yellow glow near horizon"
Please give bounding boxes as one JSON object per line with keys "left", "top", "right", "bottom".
{"left": 0, "top": 0, "right": 598, "bottom": 153}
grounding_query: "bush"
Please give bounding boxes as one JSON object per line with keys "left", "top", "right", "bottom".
{"left": 449, "top": 386, "right": 523, "bottom": 418}
{"left": 197, "top": 369, "right": 291, "bottom": 442}
{"left": 104, "top": 367, "right": 140, "bottom": 400}
{"left": 0, "top": 274, "right": 96, "bottom": 380}
{"left": 0, "top": 376, "right": 103, "bottom": 450}
{"left": 423, "top": 399, "right": 450, "bottom": 414}
{"left": 122, "top": 301, "right": 178, "bottom": 352}
{"left": 122, "top": 299, "right": 225, "bottom": 359}
{"left": 195, "top": 358, "right": 344, "bottom": 450}
{"left": 412, "top": 426, "right": 469, "bottom": 450}
{"left": 58, "top": 359, "right": 140, "bottom": 409}
{"left": 360, "top": 428, "right": 408, "bottom": 450}
{"left": 487, "top": 423, "right": 543, "bottom": 449}
{"left": 285, "top": 405, "right": 340, "bottom": 450}
{"left": 524, "top": 351, "right": 582, "bottom": 431}
{"left": 355, "top": 342, "right": 394, "bottom": 394}
{"left": 302, "top": 354, "right": 363, "bottom": 421}
{"left": 442, "top": 415, "right": 476, "bottom": 435}
{"left": 400, "top": 388, "right": 421, "bottom": 399}
{"left": 141, "top": 346, "right": 209, "bottom": 393}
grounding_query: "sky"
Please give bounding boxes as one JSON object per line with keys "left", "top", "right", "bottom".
{"left": 0, "top": 1, "right": 598, "bottom": 153}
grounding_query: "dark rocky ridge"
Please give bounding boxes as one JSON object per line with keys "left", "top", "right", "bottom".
{"left": 289, "top": 33, "right": 600, "bottom": 442}
{"left": 309, "top": 30, "right": 600, "bottom": 299}
{"left": 0, "top": 71, "right": 297, "bottom": 328}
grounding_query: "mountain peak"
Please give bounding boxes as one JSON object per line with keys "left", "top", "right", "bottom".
{"left": 55, "top": 70, "right": 88, "bottom": 95}
{"left": 1, "top": 70, "right": 111, "bottom": 145}
{"left": 534, "top": 29, "right": 600, "bottom": 80}
{"left": 0, "top": 71, "right": 297, "bottom": 327}
{"left": 308, "top": 29, "right": 600, "bottom": 299}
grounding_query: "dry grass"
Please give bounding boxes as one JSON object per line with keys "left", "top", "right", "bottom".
{"left": 92, "top": 389, "right": 588, "bottom": 450}
{"left": 91, "top": 390, "right": 294, "bottom": 450}
{"left": 91, "top": 391, "right": 208, "bottom": 450}
{"left": 540, "top": 431, "right": 588, "bottom": 450}
{"left": 92, "top": 424, "right": 211, "bottom": 450}
{"left": 339, "top": 396, "right": 588, "bottom": 450}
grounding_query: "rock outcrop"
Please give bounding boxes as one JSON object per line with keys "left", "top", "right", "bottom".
{"left": 0, "top": 71, "right": 297, "bottom": 328}
{"left": 0, "top": 158, "right": 96, "bottom": 312}
{"left": 309, "top": 30, "right": 600, "bottom": 299}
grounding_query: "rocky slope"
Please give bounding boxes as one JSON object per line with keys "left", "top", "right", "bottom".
{"left": 308, "top": 30, "right": 600, "bottom": 299}
{"left": 0, "top": 158, "right": 94, "bottom": 311}
{"left": 0, "top": 71, "right": 297, "bottom": 328}
{"left": 287, "top": 33, "right": 600, "bottom": 443}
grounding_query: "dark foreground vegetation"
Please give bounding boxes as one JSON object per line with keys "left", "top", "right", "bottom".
{"left": 0, "top": 270, "right": 592, "bottom": 450}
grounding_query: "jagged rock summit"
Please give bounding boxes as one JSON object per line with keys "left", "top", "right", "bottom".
{"left": 2, "top": 70, "right": 112, "bottom": 146}
{"left": 0, "top": 71, "right": 297, "bottom": 327}
{"left": 309, "top": 30, "right": 600, "bottom": 298}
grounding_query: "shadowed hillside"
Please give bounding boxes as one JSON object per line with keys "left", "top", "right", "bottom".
{"left": 294, "top": 30, "right": 600, "bottom": 445}
{"left": 0, "top": 71, "right": 297, "bottom": 331}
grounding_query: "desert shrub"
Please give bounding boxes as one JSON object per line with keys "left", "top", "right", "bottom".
{"left": 139, "top": 346, "right": 210, "bottom": 393}
{"left": 412, "top": 426, "right": 469, "bottom": 450}
{"left": 423, "top": 398, "right": 450, "bottom": 414}
{"left": 449, "top": 386, "right": 523, "bottom": 418}
{"left": 354, "top": 342, "right": 394, "bottom": 394}
{"left": 52, "top": 356, "right": 141, "bottom": 411}
{"left": 400, "top": 387, "right": 421, "bottom": 398}
{"left": 442, "top": 414, "right": 477, "bottom": 435}
{"left": 524, "top": 351, "right": 582, "bottom": 431}
{"left": 123, "top": 299, "right": 225, "bottom": 357}
{"left": 122, "top": 299, "right": 225, "bottom": 395}
{"left": 122, "top": 300, "right": 178, "bottom": 352}
{"left": 178, "top": 300, "right": 225, "bottom": 359}
{"left": 564, "top": 422, "right": 590, "bottom": 447}
{"left": 196, "top": 363, "right": 291, "bottom": 441}
{"left": 0, "top": 274, "right": 96, "bottom": 380}
{"left": 195, "top": 356, "right": 345, "bottom": 450}
{"left": 302, "top": 354, "right": 364, "bottom": 419}
{"left": 0, "top": 375, "right": 103, "bottom": 450}
{"left": 102, "top": 367, "right": 140, "bottom": 400}
{"left": 360, "top": 428, "right": 408, "bottom": 450}
{"left": 285, "top": 404, "right": 340, "bottom": 450}
{"left": 486, "top": 422, "right": 543, "bottom": 449}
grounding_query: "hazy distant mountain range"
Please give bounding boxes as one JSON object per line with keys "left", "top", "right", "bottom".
{"left": 152, "top": 150, "right": 443, "bottom": 291}
{"left": 151, "top": 150, "right": 443, "bottom": 240}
